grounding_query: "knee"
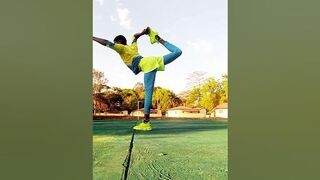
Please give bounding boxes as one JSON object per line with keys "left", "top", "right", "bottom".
{"left": 176, "top": 49, "right": 182, "bottom": 57}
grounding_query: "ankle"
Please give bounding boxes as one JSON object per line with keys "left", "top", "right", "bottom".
{"left": 144, "top": 114, "right": 150, "bottom": 123}
{"left": 156, "top": 35, "right": 166, "bottom": 44}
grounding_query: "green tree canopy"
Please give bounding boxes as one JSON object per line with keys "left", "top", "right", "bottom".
{"left": 183, "top": 74, "right": 228, "bottom": 111}
{"left": 199, "top": 77, "right": 220, "bottom": 111}
{"left": 152, "top": 87, "right": 182, "bottom": 112}
{"left": 120, "top": 89, "right": 139, "bottom": 113}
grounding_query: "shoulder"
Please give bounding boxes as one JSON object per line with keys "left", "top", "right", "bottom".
{"left": 130, "top": 42, "right": 138, "bottom": 48}
{"left": 112, "top": 43, "right": 126, "bottom": 52}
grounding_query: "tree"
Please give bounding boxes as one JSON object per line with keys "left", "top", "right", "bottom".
{"left": 199, "top": 77, "right": 220, "bottom": 111}
{"left": 152, "top": 87, "right": 182, "bottom": 112}
{"left": 93, "top": 93, "right": 109, "bottom": 115}
{"left": 183, "top": 74, "right": 228, "bottom": 111}
{"left": 185, "top": 71, "right": 207, "bottom": 105}
{"left": 133, "top": 82, "right": 144, "bottom": 100}
{"left": 171, "top": 94, "right": 183, "bottom": 107}
{"left": 185, "top": 88, "right": 201, "bottom": 108}
{"left": 219, "top": 74, "right": 228, "bottom": 103}
{"left": 186, "top": 71, "right": 207, "bottom": 90}
{"left": 103, "top": 90, "right": 123, "bottom": 111}
{"left": 120, "top": 89, "right": 139, "bottom": 113}
{"left": 93, "top": 68, "right": 108, "bottom": 93}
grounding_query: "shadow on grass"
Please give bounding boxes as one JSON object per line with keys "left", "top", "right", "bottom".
{"left": 93, "top": 120, "right": 228, "bottom": 136}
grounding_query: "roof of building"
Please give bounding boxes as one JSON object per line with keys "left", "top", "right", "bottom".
{"left": 215, "top": 103, "right": 228, "bottom": 109}
{"left": 132, "top": 109, "right": 159, "bottom": 113}
{"left": 167, "top": 106, "right": 203, "bottom": 111}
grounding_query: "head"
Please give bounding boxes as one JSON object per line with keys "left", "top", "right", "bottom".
{"left": 113, "top": 35, "right": 127, "bottom": 45}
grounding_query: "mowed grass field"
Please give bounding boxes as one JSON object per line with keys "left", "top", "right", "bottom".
{"left": 93, "top": 120, "right": 228, "bottom": 180}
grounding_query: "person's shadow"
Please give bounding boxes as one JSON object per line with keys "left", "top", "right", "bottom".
{"left": 93, "top": 119, "right": 228, "bottom": 136}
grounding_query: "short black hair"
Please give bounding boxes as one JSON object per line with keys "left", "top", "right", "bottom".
{"left": 114, "top": 35, "right": 127, "bottom": 45}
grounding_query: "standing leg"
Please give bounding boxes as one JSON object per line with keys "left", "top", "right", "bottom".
{"left": 143, "top": 69, "right": 157, "bottom": 122}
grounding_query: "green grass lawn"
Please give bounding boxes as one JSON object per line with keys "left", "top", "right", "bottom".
{"left": 93, "top": 120, "right": 228, "bottom": 180}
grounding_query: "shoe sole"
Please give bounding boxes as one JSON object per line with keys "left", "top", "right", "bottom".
{"left": 133, "top": 127, "right": 152, "bottom": 131}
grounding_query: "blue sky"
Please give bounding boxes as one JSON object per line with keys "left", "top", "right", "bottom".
{"left": 93, "top": 0, "right": 227, "bottom": 94}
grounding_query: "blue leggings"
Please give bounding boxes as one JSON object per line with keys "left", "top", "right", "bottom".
{"left": 144, "top": 42, "right": 182, "bottom": 114}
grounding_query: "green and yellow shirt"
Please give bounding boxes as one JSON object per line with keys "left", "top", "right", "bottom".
{"left": 106, "top": 41, "right": 165, "bottom": 74}
{"left": 107, "top": 42, "right": 140, "bottom": 66}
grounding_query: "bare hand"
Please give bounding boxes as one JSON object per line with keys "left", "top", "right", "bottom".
{"left": 142, "top": 28, "right": 149, "bottom": 35}
{"left": 144, "top": 27, "right": 150, "bottom": 34}
{"left": 134, "top": 33, "right": 140, "bottom": 38}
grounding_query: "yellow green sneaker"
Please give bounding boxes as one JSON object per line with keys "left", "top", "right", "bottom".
{"left": 147, "top": 27, "right": 159, "bottom": 44}
{"left": 133, "top": 121, "right": 152, "bottom": 131}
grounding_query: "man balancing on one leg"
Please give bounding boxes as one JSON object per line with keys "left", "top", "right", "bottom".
{"left": 93, "top": 27, "right": 182, "bottom": 131}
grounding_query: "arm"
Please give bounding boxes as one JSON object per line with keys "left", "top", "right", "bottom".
{"left": 93, "top": 36, "right": 114, "bottom": 47}
{"left": 131, "top": 28, "right": 149, "bottom": 44}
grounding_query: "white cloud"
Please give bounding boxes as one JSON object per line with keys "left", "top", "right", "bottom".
{"left": 117, "top": 8, "right": 132, "bottom": 29}
{"left": 95, "top": 0, "right": 105, "bottom": 6}
{"left": 186, "top": 39, "right": 214, "bottom": 53}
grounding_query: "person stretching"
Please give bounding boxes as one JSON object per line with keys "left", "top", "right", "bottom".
{"left": 93, "top": 27, "right": 182, "bottom": 131}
